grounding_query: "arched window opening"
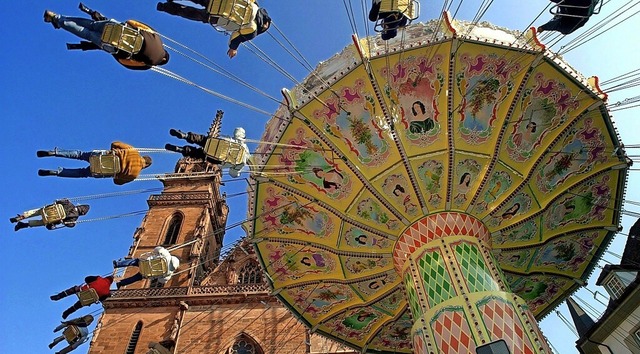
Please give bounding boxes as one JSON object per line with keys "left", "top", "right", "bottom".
{"left": 125, "top": 321, "right": 143, "bottom": 354}
{"left": 238, "top": 262, "right": 262, "bottom": 284}
{"left": 227, "top": 334, "right": 264, "bottom": 354}
{"left": 163, "top": 214, "right": 183, "bottom": 245}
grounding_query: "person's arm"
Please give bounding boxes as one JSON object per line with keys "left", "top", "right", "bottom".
{"left": 229, "top": 31, "right": 258, "bottom": 51}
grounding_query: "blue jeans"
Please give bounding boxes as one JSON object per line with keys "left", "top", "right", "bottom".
{"left": 53, "top": 16, "right": 118, "bottom": 53}
{"left": 53, "top": 149, "right": 97, "bottom": 178}
{"left": 115, "top": 258, "right": 143, "bottom": 287}
{"left": 115, "top": 258, "right": 139, "bottom": 268}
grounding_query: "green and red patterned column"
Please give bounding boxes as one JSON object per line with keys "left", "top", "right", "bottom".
{"left": 393, "top": 212, "right": 552, "bottom": 354}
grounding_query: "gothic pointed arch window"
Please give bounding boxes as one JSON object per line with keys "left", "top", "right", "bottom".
{"left": 163, "top": 213, "right": 183, "bottom": 246}
{"left": 238, "top": 261, "right": 262, "bottom": 284}
{"left": 125, "top": 321, "right": 143, "bottom": 354}
{"left": 227, "top": 333, "right": 264, "bottom": 354}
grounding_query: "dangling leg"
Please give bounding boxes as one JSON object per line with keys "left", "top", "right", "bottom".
{"left": 537, "top": 16, "right": 563, "bottom": 33}
{"left": 62, "top": 301, "right": 83, "bottom": 319}
{"left": 169, "top": 130, "right": 207, "bottom": 147}
{"left": 56, "top": 167, "right": 93, "bottom": 178}
{"left": 48, "top": 16, "right": 113, "bottom": 48}
{"left": 114, "top": 258, "right": 139, "bottom": 268}
{"left": 49, "top": 335, "right": 65, "bottom": 349}
{"left": 37, "top": 149, "right": 94, "bottom": 162}
{"left": 116, "top": 272, "right": 144, "bottom": 288}
{"left": 156, "top": 2, "right": 211, "bottom": 23}
{"left": 51, "top": 285, "right": 81, "bottom": 301}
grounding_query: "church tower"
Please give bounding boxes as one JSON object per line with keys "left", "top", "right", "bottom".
{"left": 88, "top": 112, "right": 356, "bottom": 354}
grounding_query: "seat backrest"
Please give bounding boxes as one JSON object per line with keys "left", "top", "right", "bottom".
{"left": 205, "top": 137, "right": 247, "bottom": 164}
{"left": 207, "top": 0, "right": 257, "bottom": 31}
{"left": 89, "top": 154, "right": 122, "bottom": 177}
{"left": 101, "top": 23, "right": 144, "bottom": 55}
{"left": 77, "top": 288, "right": 100, "bottom": 306}
{"left": 379, "top": 0, "right": 417, "bottom": 19}
{"left": 139, "top": 257, "right": 169, "bottom": 278}
{"left": 63, "top": 325, "right": 81, "bottom": 344}
{"left": 41, "top": 203, "right": 66, "bottom": 224}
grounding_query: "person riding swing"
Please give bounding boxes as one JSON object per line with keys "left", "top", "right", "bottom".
{"left": 44, "top": 3, "right": 170, "bottom": 70}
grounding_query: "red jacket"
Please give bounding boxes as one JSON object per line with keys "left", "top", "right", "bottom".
{"left": 81, "top": 276, "right": 113, "bottom": 301}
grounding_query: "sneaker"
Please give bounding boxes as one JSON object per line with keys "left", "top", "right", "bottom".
{"left": 36, "top": 150, "right": 55, "bottom": 157}
{"left": 169, "top": 129, "right": 187, "bottom": 139}
{"left": 38, "top": 169, "right": 58, "bottom": 176}
{"left": 14, "top": 222, "right": 28, "bottom": 232}
{"left": 156, "top": 2, "right": 166, "bottom": 11}
{"left": 43, "top": 10, "right": 59, "bottom": 28}
{"left": 9, "top": 217, "right": 18, "bottom": 223}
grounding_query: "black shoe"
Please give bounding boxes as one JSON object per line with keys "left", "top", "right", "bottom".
{"left": 38, "top": 169, "right": 58, "bottom": 176}
{"left": 50, "top": 294, "right": 62, "bottom": 301}
{"left": 113, "top": 260, "right": 117, "bottom": 268}
{"left": 165, "top": 144, "right": 184, "bottom": 154}
{"left": 169, "top": 129, "right": 187, "bottom": 139}
{"left": 44, "top": 10, "right": 59, "bottom": 29}
{"left": 14, "top": 222, "right": 28, "bottom": 232}
{"left": 36, "top": 150, "right": 55, "bottom": 157}
{"left": 9, "top": 217, "right": 18, "bottom": 223}
{"left": 157, "top": 2, "right": 166, "bottom": 11}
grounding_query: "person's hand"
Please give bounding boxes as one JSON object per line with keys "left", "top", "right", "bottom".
{"left": 227, "top": 48, "right": 237, "bottom": 58}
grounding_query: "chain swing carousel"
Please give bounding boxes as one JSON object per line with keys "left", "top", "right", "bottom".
{"left": 245, "top": 12, "right": 629, "bottom": 354}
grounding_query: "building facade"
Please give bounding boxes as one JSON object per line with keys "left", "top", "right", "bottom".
{"left": 88, "top": 132, "right": 355, "bottom": 353}
{"left": 567, "top": 226, "right": 640, "bottom": 354}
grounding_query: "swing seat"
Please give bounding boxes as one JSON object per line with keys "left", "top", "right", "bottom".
{"left": 379, "top": 0, "right": 419, "bottom": 20}
{"left": 89, "top": 154, "right": 121, "bottom": 177}
{"left": 204, "top": 137, "right": 248, "bottom": 165}
{"left": 77, "top": 288, "right": 100, "bottom": 306}
{"left": 63, "top": 325, "right": 81, "bottom": 344}
{"left": 549, "top": 1, "right": 601, "bottom": 18}
{"left": 373, "top": 0, "right": 420, "bottom": 34}
{"left": 139, "top": 253, "right": 169, "bottom": 278}
{"left": 207, "top": 0, "right": 257, "bottom": 31}
{"left": 41, "top": 203, "right": 66, "bottom": 224}
{"left": 101, "top": 22, "right": 144, "bottom": 56}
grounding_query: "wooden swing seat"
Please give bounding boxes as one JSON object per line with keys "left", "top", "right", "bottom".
{"left": 379, "top": 0, "right": 418, "bottom": 19}
{"left": 41, "top": 203, "right": 66, "bottom": 224}
{"left": 207, "top": 0, "right": 256, "bottom": 31}
{"left": 550, "top": 1, "right": 601, "bottom": 18}
{"left": 77, "top": 288, "right": 100, "bottom": 306}
{"left": 89, "top": 154, "right": 121, "bottom": 177}
{"left": 63, "top": 325, "right": 81, "bottom": 344}
{"left": 139, "top": 254, "right": 169, "bottom": 278}
{"left": 204, "top": 137, "right": 247, "bottom": 165}
{"left": 101, "top": 23, "right": 144, "bottom": 55}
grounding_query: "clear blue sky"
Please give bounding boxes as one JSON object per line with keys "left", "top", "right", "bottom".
{"left": 0, "top": 1, "right": 638, "bottom": 353}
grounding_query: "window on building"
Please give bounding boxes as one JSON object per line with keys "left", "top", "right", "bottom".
{"left": 228, "top": 334, "right": 263, "bottom": 354}
{"left": 125, "top": 321, "right": 143, "bottom": 354}
{"left": 476, "top": 340, "right": 510, "bottom": 354}
{"left": 238, "top": 262, "right": 262, "bottom": 284}
{"left": 605, "top": 275, "right": 625, "bottom": 299}
{"left": 163, "top": 214, "right": 183, "bottom": 245}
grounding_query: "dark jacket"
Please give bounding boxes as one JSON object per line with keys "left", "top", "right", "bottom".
{"left": 228, "top": 8, "right": 271, "bottom": 50}
{"left": 46, "top": 199, "right": 86, "bottom": 230}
